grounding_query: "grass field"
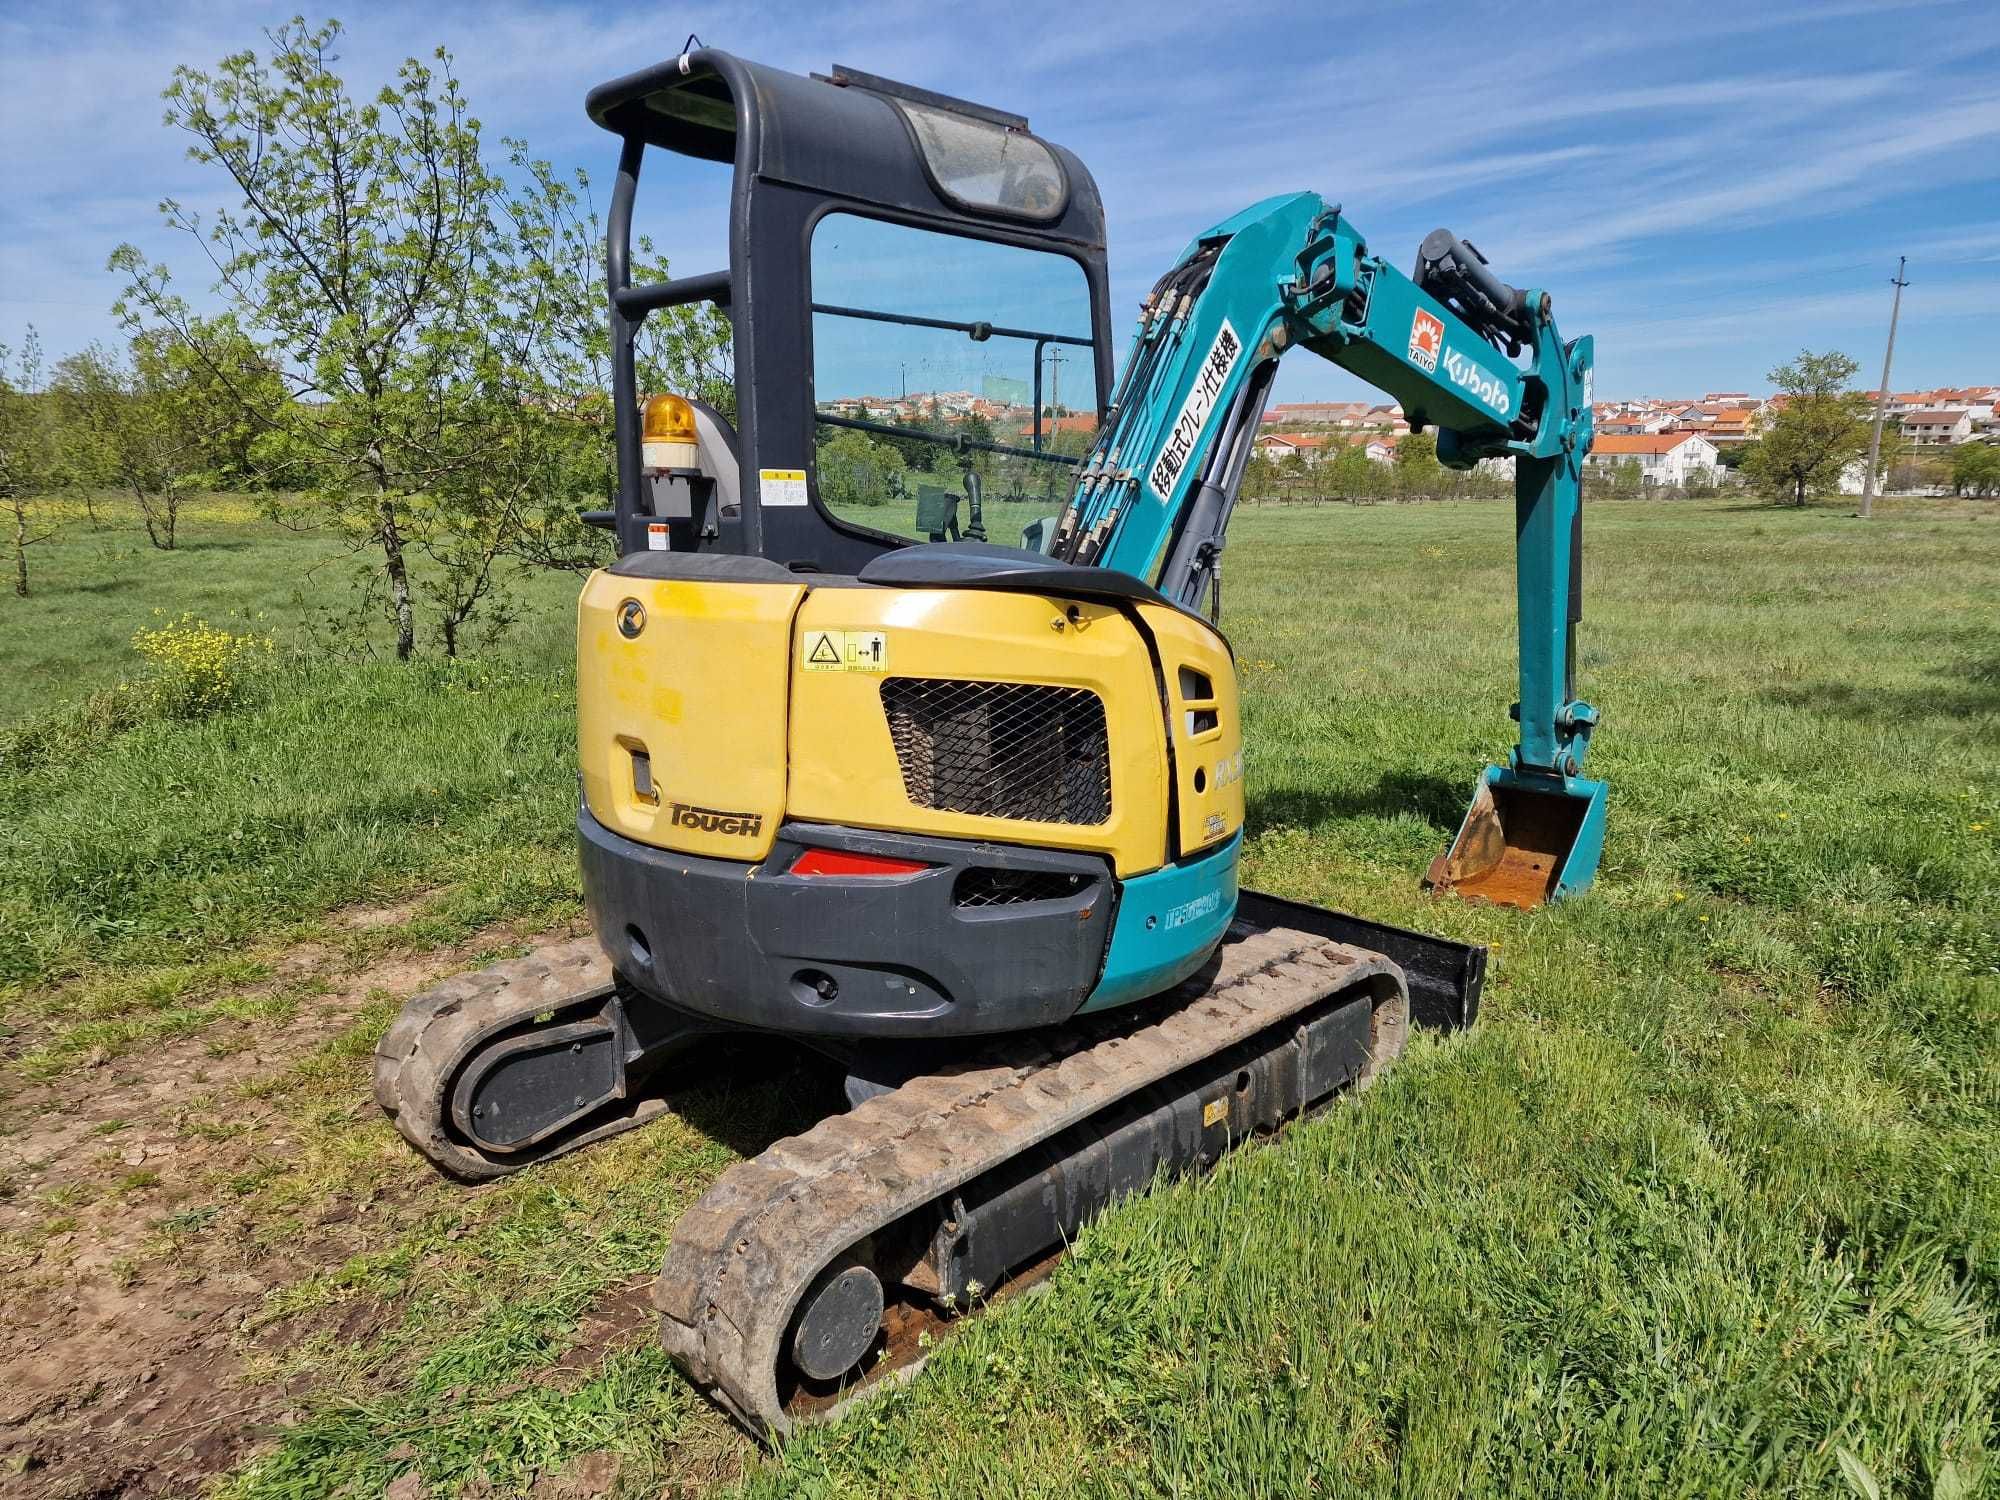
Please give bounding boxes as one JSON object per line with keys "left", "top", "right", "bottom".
{"left": 0, "top": 494, "right": 1994, "bottom": 1497}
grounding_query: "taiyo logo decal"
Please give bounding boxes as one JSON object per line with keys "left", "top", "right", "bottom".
{"left": 1442, "top": 349, "right": 1512, "bottom": 417}
{"left": 1408, "top": 309, "right": 1444, "bottom": 373}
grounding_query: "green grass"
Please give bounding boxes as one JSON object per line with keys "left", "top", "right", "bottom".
{"left": 0, "top": 498, "right": 587, "bottom": 1060}
{"left": 3, "top": 493, "right": 1996, "bottom": 1497}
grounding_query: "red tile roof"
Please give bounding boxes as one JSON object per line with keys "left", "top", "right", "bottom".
{"left": 1593, "top": 432, "right": 1707, "bottom": 456}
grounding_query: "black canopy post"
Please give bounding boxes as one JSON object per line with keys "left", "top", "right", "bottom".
{"left": 607, "top": 134, "right": 646, "bottom": 551}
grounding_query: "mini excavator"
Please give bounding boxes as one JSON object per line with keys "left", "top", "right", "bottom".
{"left": 375, "top": 49, "right": 1602, "bottom": 1434}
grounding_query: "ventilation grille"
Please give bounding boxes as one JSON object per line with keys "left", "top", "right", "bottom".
{"left": 954, "top": 867, "right": 1090, "bottom": 908}
{"left": 881, "top": 678, "right": 1111, "bottom": 826}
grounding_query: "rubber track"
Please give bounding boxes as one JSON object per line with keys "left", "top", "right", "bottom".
{"left": 655, "top": 924, "right": 1407, "bottom": 1435}
{"left": 372, "top": 938, "right": 648, "bottom": 1182}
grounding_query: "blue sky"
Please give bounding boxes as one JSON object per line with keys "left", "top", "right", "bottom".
{"left": 3, "top": 0, "right": 1995, "bottom": 405}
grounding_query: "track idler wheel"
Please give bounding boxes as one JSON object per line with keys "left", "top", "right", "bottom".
{"left": 373, "top": 941, "right": 714, "bottom": 1180}
{"left": 787, "top": 1255, "right": 886, "bottom": 1384}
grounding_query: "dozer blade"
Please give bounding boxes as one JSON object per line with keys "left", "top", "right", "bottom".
{"left": 1427, "top": 764, "right": 1606, "bottom": 910}
{"left": 654, "top": 921, "right": 1411, "bottom": 1438}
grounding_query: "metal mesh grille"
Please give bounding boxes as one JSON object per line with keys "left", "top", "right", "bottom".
{"left": 953, "top": 868, "right": 1090, "bottom": 908}
{"left": 881, "top": 678, "right": 1112, "bottom": 826}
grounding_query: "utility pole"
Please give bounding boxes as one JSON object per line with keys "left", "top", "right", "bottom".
{"left": 1859, "top": 255, "right": 1908, "bottom": 519}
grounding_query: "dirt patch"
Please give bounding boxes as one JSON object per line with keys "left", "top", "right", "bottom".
{"left": 539, "top": 1274, "right": 657, "bottom": 1392}
{"left": 0, "top": 918, "right": 583, "bottom": 1499}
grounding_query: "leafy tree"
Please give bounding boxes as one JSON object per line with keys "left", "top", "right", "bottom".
{"left": 815, "top": 427, "right": 907, "bottom": 509}
{"left": 1393, "top": 429, "right": 1440, "bottom": 497}
{"left": 1741, "top": 351, "right": 1869, "bottom": 506}
{"left": 1611, "top": 457, "right": 1643, "bottom": 496}
{"left": 0, "top": 332, "right": 61, "bottom": 597}
{"left": 1325, "top": 440, "right": 1376, "bottom": 501}
{"left": 492, "top": 144, "right": 731, "bottom": 574}
{"left": 51, "top": 330, "right": 279, "bottom": 549}
{"left": 1949, "top": 442, "right": 2000, "bottom": 498}
{"left": 1241, "top": 451, "right": 1281, "bottom": 499}
{"left": 112, "top": 18, "right": 728, "bottom": 657}
{"left": 111, "top": 19, "right": 507, "bottom": 657}
{"left": 957, "top": 411, "right": 997, "bottom": 482}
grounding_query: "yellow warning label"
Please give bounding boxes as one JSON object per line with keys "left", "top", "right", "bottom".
{"left": 1201, "top": 1097, "right": 1228, "bottom": 1128}
{"left": 759, "top": 468, "right": 809, "bottom": 507}
{"left": 801, "top": 629, "right": 888, "bottom": 673}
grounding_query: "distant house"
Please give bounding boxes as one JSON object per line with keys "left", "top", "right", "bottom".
{"left": 1254, "top": 431, "right": 1330, "bottom": 463}
{"left": 1900, "top": 409, "right": 1974, "bottom": 446}
{"left": 1598, "top": 410, "right": 1674, "bottom": 435}
{"left": 1682, "top": 405, "right": 1758, "bottom": 444}
{"left": 1586, "top": 431, "right": 1720, "bottom": 486}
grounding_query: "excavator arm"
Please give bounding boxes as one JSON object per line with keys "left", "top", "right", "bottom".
{"left": 1052, "top": 192, "right": 1604, "bottom": 905}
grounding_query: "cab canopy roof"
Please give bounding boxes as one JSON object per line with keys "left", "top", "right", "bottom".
{"left": 585, "top": 49, "right": 1107, "bottom": 252}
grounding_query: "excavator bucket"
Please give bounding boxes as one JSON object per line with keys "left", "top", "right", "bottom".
{"left": 1428, "top": 765, "right": 1606, "bottom": 910}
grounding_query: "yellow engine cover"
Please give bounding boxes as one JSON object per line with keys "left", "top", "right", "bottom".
{"left": 578, "top": 568, "right": 805, "bottom": 861}
{"left": 1139, "top": 603, "right": 1246, "bottom": 860}
{"left": 787, "top": 586, "right": 1171, "bottom": 877}
{"left": 576, "top": 562, "right": 1244, "bottom": 879}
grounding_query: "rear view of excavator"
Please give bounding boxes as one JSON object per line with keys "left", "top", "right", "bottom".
{"left": 375, "top": 48, "right": 1599, "bottom": 1436}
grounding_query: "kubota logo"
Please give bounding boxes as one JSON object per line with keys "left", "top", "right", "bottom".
{"left": 1442, "top": 349, "right": 1512, "bottom": 417}
{"left": 1408, "top": 309, "right": 1444, "bottom": 373}
{"left": 668, "top": 801, "right": 764, "bottom": 838}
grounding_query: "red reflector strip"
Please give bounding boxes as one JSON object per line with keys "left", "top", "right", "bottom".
{"left": 789, "top": 848, "right": 933, "bottom": 878}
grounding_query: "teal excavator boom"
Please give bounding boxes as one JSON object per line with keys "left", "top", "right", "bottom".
{"left": 1050, "top": 191, "right": 1604, "bottom": 906}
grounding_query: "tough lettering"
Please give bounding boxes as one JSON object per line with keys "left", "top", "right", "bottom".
{"left": 668, "top": 802, "right": 765, "bottom": 838}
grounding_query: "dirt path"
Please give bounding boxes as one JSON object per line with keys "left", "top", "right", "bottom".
{"left": 0, "top": 912, "right": 584, "bottom": 1498}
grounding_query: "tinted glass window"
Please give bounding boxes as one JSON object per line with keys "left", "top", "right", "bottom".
{"left": 810, "top": 213, "right": 1096, "bottom": 546}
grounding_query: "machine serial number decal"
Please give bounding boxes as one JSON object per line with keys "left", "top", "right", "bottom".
{"left": 759, "top": 468, "right": 809, "bottom": 507}
{"left": 1442, "top": 348, "right": 1513, "bottom": 417}
{"left": 801, "top": 629, "right": 888, "bottom": 673}
{"left": 668, "top": 801, "right": 765, "bottom": 838}
{"left": 1408, "top": 308, "right": 1444, "bottom": 373}
{"left": 1161, "top": 890, "right": 1223, "bottom": 930}
{"left": 1147, "top": 318, "right": 1243, "bottom": 502}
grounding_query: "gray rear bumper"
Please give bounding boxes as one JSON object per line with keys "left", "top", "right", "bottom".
{"left": 578, "top": 806, "right": 1116, "bottom": 1038}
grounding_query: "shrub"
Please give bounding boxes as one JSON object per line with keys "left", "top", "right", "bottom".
{"left": 131, "top": 613, "right": 273, "bottom": 718}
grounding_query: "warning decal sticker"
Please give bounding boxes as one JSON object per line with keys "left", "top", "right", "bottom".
{"left": 1147, "top": 318, "right": 1243, "bottom": 502}
{"left": 804, "top": 631, "right": 843, "bottom": 668}
{"left": 801, "top": 629, "right": 888, "bottom": 673}
{"left": 646, "top": 521, "right": 670, "bottom": 551}
{"left": 1408, "top": 308, "right": 1444, "bottom": 374}
{"left": 759, "top": 468, "right": 809, "bottom": 507}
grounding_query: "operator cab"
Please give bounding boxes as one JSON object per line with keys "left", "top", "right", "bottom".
{"left": 585, "top": 53, "right": 1113, "bottom": 569}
